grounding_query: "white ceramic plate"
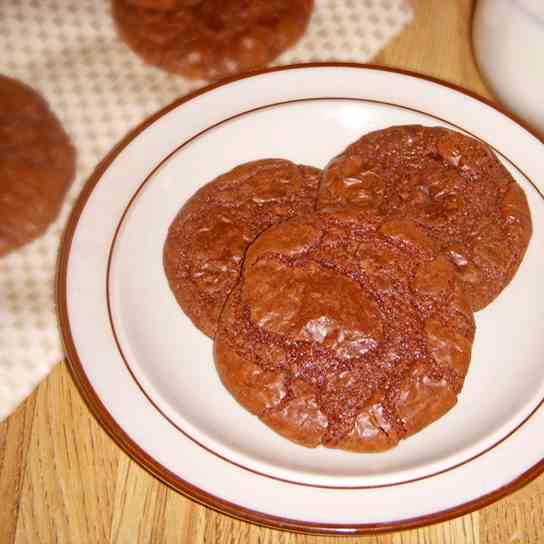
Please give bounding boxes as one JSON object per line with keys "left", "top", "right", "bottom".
{"left": 58, "top": 64, "right": 544, "bottom": 534}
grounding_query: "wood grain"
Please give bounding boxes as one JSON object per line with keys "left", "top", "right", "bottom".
{"left": 2, "top": 0, "right": 544, "bottom": 542}
{"left": 375, "top": 0, "right": 489, "bottom": 98}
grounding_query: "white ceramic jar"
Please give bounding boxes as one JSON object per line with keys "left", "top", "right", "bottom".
{"left": 473, "top": 0, "right": 544, "bottom": 132}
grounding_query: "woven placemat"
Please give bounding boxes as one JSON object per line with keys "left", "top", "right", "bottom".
{"left": 0, "top": 0, "right": 413, "bottom": 421}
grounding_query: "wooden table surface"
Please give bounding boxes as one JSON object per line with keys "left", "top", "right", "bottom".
{"left": 2, "top": 1, "right": 543, "bottom": 542}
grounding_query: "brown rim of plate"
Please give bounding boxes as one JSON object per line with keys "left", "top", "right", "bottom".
{"left": 105, "top": 96, "right": 542, "bottom": 491}
{"left": 56, "top": 63, "right": 544, "bottom": 535}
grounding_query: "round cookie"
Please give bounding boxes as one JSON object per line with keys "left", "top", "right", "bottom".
{"left": 112, "top": 0, "right": 314, "bottom": 80}
{"left": 214, "top": 209, "right": 476, "bottom": 452}
{"left": 0, "top": 75, "right": 76, "bottom": 257}
{"left": 318, "top": 125, "right": 533, "bottom": 311}
{"left": 163, "top": 159, "right": 320, "bottom": 338}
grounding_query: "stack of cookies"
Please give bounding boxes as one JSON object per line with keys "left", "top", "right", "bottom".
{"left": 164, "top": 125, "right": 533, "bottom": 452}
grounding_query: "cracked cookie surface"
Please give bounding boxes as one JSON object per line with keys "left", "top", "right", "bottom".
{"left": 318, "top": 125, "right": 532, "bottom": 311}
{"left": 164, "top": 159, "right": 320, "bottom": 338}
{"left": 113, "top": 0, "right": 313, "bottom": 80}
{"left": 214, "top": 209, "right": 475, "bottom": 452}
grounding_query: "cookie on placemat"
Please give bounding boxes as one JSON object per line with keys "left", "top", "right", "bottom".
{"left": 0, "top": 75, "right": 76, "bottom": 257}
{"left": 317, "top": 125, "right": 532, "bottom": 311}
{"left": 112, "top": 0, "right": 314, "bottom": 80}
{"left": 163, "top": 159, "right": 320, "bottom": 338}
{"left": 214, "top": 210, "right": 475, "bottom": 452}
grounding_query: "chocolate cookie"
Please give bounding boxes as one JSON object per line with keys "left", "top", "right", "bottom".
{"left": 163, "top": 159, "right": 320, "bottom": 338}
{"left": 214, "top": 210, "right": 475, "bottom": 452}
{"left": 112, "top": 0, "right": 314, "bottom": 80}
{"left": 0, "top": 76, "right": 76, "bottom": 257}
{"left": 318, "top": 125, "right": 532, "bottom": 311}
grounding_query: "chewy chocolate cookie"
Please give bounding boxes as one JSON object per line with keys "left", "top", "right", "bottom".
{"left": 113, "top": 0, "right": 314, "bottom": 80}
{"left": 164, "top": 159, "right": 320, "bottom": 338}
{"left": 0, "top": 75, "right": 76, "bottom": 257}
{"left": 317, "top": 125, "right": 532, "bottom": 311}
{"left": 214, "top": 209, "right": 475, "bottom": 452}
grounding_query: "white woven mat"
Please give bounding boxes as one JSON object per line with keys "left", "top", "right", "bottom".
{"left": 0, "top": 0, "right": 413, "bottom": 421}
